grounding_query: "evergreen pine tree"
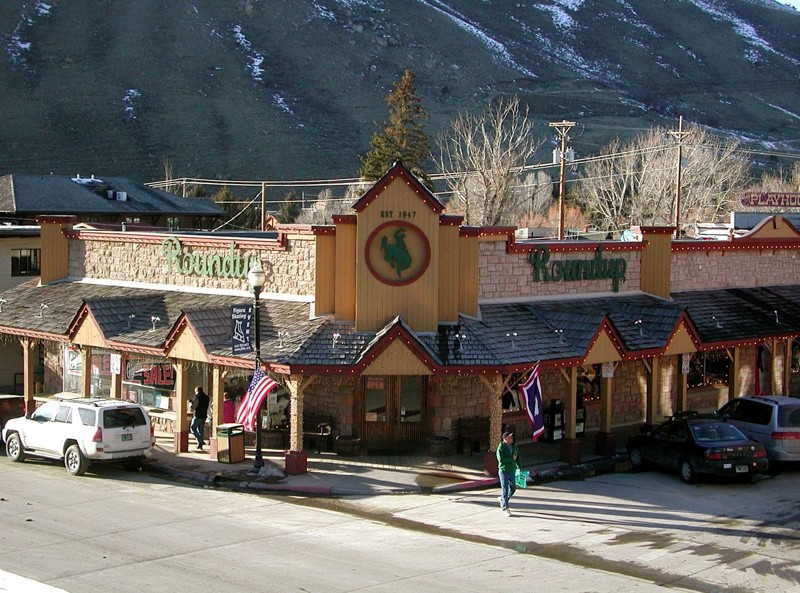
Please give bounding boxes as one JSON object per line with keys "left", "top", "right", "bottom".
{"left": 359, "top": 70, "right": 432, "bottom": 188}
{"left": 276, "top": 190, "right": 301, "bottom": 223}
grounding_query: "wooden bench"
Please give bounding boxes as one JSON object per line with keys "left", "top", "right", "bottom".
{"left": 457, "top": 416, "right": 490, "bottom": 455}
{"left": 303, "top": 412, "right": 334, "bottom": 453}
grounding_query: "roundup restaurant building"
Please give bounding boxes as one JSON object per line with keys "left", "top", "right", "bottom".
{"left": 3, "top": 162, "right": 800, "bottom": 474}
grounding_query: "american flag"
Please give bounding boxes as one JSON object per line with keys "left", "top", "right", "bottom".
{"left": 519, "top": 364, "right": 545, "bottom": 442}
{"left": 235, "top": 366, "right": 278, "bottom": 431}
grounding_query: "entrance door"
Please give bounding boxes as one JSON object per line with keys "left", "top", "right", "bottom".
{"left": 360, "top": 375, "right": 425, "bottom": 452}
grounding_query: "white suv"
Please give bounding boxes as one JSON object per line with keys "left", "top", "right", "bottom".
{"left": 2, "top": 398, "right": 154, "bottom": 475}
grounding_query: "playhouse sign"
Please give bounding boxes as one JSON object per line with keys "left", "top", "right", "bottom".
{"left": 528, "top": 245, "right": 627, "bottom": 292}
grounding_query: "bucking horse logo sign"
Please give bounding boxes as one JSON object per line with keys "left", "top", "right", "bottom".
{"left": 380, "top": 227, "right": 412, "bottom": 278}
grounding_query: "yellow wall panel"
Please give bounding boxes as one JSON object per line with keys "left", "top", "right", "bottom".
{"left": 72, "top": 314, "right": 108, "bottom": 348}
{"left": 664, "top": 324, "right": 698, "bottom": 356}
{"left": 166, "top": 325, "right": 208, "bottom": 362}
{"left": 362, "top": 340, "right": 432, "bottom": 375}
{"left": 584, "top": 331, "right": 622, "bottom": 364}
{"left": 641, "top": 232, "right": 672, "bottom": 298}
{"left": 458, "top": 236, "right": 479, "bottom": 318}
{"left": 335, "top": 222, "right": 357, "bottom": 321}
{"left": 315, "top": 234, "right": 336, "bottom": 315}
{"left": 355, "top": 178, "right": 440, "bottom": 332}
{"left": 438, "top": 224, "right": 460, "bottom": 323}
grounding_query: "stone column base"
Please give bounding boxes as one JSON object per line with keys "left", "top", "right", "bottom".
{"left": 595, "top": 431, "right": 616, "bottom": 457}
{"left": 559, "top": 437, "right": 582, "bottom": 465}
{"left": 285, "top": 449, "right": 308, "bottom": 475}
{"left": 209, "top": 437, "right": 218, "bottom": 461}
{"left": 174, "top": 430, "right": 189, "bottom": 453}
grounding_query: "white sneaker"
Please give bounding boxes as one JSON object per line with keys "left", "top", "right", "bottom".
{"left": 503, "top": 509, "right": 512, "bottom": 517}
{"left": 498, "top": 497, "right": 504, "bottom": 509}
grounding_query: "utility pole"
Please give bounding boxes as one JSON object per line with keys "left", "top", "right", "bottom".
{"left": 260, "top": 181, "right": 267, "bottom": 231}
{"left": 550, "top": 120, "right": 576, "bottom": 240}
{"left": 668, "top": 116, "right": 691, "bottom": 237}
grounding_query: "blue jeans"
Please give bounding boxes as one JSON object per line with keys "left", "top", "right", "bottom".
{"left": 190, "top": 416, "right": 206, "bottom": 446}
{"left": 499, "top": 470, "right": 516, "bottom": 509}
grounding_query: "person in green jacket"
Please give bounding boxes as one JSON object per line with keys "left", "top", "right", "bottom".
{"left": 496, "top": 431, "right": 520, "bottom": 516}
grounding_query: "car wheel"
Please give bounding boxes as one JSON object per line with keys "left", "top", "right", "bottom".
{"left": 64, "top": 444, "right": 89, "bottom": 476}
{"left": 6, "top": 433, "right": 26, "bottom": 462}
{"left": 629, "top": 447, "right": 646, "bottom": 471}
{"left": 679, "top": 458, "right": 697, "bottom": 484}
{"left": 123, "top": 457, "right": 143, "bottom": 471}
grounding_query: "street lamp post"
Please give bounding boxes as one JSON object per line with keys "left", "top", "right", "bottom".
{"left": 247, "top": 261, "right": 266, "bottom": 472}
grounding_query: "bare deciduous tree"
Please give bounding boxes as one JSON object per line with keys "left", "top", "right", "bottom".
{"left": 437, "top": 96, "right": 544, "bottom": 226}
{"left": 576, "top": 124, "right": 749, "bottom": 231}
{"left": 295, "top": 185, "right": 365, "bottom": 225}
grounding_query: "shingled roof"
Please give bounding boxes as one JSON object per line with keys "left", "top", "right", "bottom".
{"left": 2, "top": 279, "right": 800, "bottom": 373}
{"left": 0, "top": 174, "right": 223, "bottom": 217}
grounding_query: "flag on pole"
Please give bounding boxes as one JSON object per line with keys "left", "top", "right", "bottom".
{"left": 235, "top": 366, "right": 278, "bottom": 431}
{"left": 520, "top": 364, "right": 545, "bottom": 442}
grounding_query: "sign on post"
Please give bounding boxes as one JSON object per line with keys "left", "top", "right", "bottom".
{"left": 231, "top": 305, "right": 253, "bottom": 355}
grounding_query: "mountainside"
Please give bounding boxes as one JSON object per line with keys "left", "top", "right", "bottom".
{"left": 1, "top": 0, "right": 799, "bottom": 185}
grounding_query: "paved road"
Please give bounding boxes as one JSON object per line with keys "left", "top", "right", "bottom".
{"left": 1, "top": 456, "right": 798, "bottom": 593}
{"left": 339, "top": 469, "right": 800, "bottom": 593}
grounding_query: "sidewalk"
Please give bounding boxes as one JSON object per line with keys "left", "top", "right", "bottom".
{"left": 142, "top": 431, "right": 634, "bottom": 496}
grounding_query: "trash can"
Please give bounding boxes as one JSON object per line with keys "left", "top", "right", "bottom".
{"left": 216, "top": 423, "right": 245, "bottom": 463}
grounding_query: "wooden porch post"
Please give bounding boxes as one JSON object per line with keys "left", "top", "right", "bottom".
{"left": 728, "top": 347, "right": 741, "bottom": 400}
{"left": 478, "top": 375, "right": 504, "bottom": 476}
{"left": 21, "top": 338, "right": 36, "bottom": 416}
{"left": 559, "top": 366, "right": 581, "bottom": 464}
{"left": 676, "top": 355, "right": 688, "bottom": 413}
{"left": 783, "top": 339, "right": 791, "bottom": 396}
{"left": 285, "top": 375, "right": 317, "bottom": 475}
{"left": 644, "top": 356, "right": 660, "bottom": 429}
{"left": 81, "top": 346, "right": 92, "bottom": 396}
{"left": 209, "top": 365, "right": 224, "bottom": 460}
{"left": 173, "top": 361, "right": 189, "bottom": 453}
{"left": 595, "top": 370, "right": 616, "bottom": 457}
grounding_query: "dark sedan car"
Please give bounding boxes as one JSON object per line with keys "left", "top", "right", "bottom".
{"left": 628, "top": 416, "right": 769, "bottom": 484}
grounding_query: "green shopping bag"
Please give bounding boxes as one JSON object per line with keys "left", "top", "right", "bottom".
{"left": 515, "top": 468, "right": 530, "bottom": 489}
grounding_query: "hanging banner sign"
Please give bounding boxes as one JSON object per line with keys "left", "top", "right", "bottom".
{"left": 231, "top": 304, "right": 253, "bottom": 355}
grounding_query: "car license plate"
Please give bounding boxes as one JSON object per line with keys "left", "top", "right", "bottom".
{"left": 735, "top": 465, "right": 748, "bottom": 473}
{"left": 122, "top": 433, "right": 133, "bottom": 441}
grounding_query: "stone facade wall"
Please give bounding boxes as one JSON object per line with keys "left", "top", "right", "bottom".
{"left": 671, "top": 248, "right": 800, "bottom": 291}
{"left": 304, "top": 376, "right": 357, "bottom": 437}
{"left": 429, "top": 376, "right": 488, "bottom": 439}
{"left": 68, "top": 234, "right": 317, "bottom": 296}
{"left": 478, "top": 241, "right": 641, "bottom": 299}
{"left": 42, "top": 342, "right": 64, "bottom": 395}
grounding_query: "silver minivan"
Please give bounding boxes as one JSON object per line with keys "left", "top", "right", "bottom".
{"left": 718, "top": 396, "right": 800, "bottom": 462}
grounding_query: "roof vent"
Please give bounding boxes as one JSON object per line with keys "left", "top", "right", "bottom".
{"left": 115, "top": 191, "right": 127, "bottom": 202}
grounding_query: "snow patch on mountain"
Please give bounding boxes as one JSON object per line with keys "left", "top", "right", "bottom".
{"left": 5, "top": 1, "right": 52, "bottom": 72}
{"left": 417, "top": 0, "right": 537, "bottom": 77}
{"left": 688, "top": 0, "right": 800, "bottom": 66}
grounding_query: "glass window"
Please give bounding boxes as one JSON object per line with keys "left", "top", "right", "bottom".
{"left": 78, "top": 408, "right": 97, "bottom": 426}
{"left": 364, "top": 376, "right": 387, "bottom": 422}
{"left": 54, "top": 405, "right": 72, "bottom": 424}
{"left": 735, "top": 400, "right": 772, "bottom": 425}
{"left": 399, "top": 376, "right": 422, "bottom": 423}
{"left": 11, "top": 249, "right": 41, "bottom": 276}
{"left": 687, "top": 350, "right": 729, "bottom": 388}
{"left": 32, "top": 401, "right": 58, "bottom": 422}
{"left": 103, "top": 407, "right": 146, "bottom": 428}
{"left": 779, "top": 405, "right": 800, "bottom": 428}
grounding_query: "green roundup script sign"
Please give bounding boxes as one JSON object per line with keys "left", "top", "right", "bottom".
{"left": 162, "top": 237, "right": 256, "bottom": 278}
{"left": 528, "top": 245, "right": 627, "bottom": 292}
